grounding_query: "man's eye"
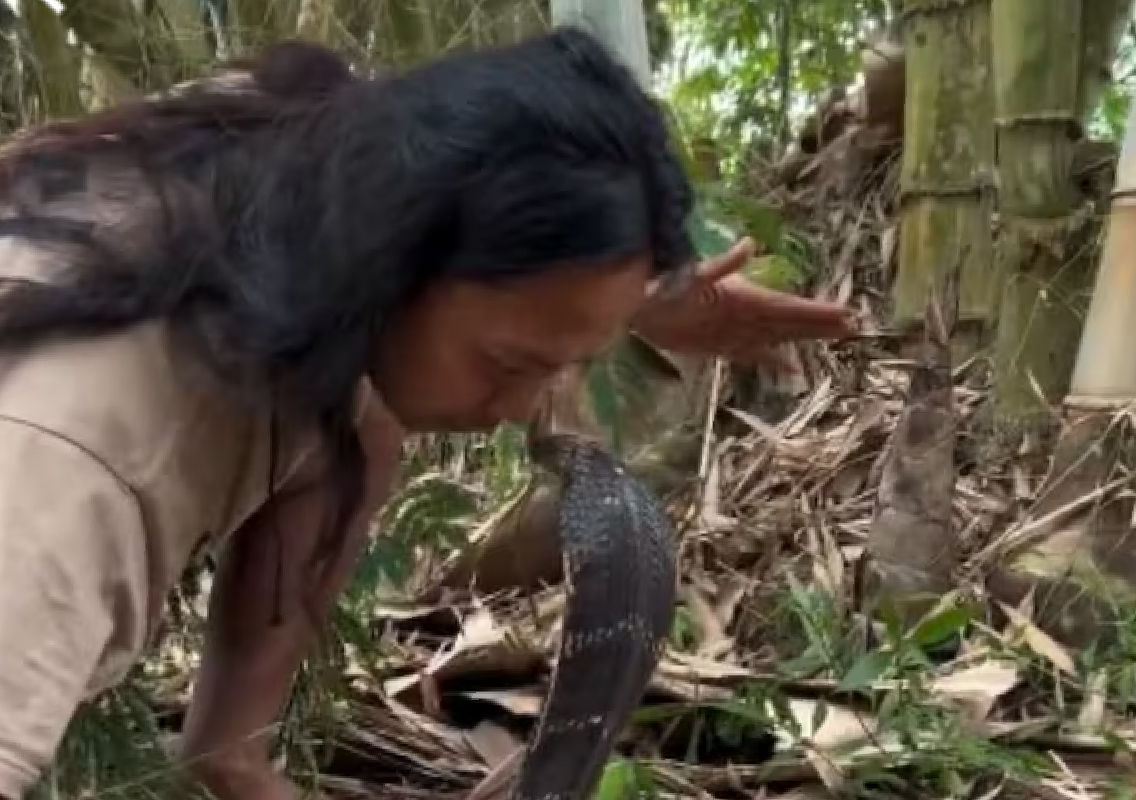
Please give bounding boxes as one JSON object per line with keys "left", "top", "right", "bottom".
{"left": 486, "top": 355, "right": 531, "bottom": 378}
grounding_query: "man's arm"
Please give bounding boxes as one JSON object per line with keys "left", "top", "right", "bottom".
{"left": 180, "top": 392, "right": 404, "bottom": 800}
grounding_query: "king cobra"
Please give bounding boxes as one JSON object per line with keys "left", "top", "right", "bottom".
{"left": 469, "top": 428, "right": 678, "bottom": 800}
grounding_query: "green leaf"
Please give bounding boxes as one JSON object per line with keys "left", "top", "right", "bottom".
{"left": 668, "top": 603, "right": 697, "bottom": 650}
{"left": 584, "top": 355, "right": 624, "bottom": 452}
{"left": 777, "top": 645, "right": 829, "bottom": 679}
{"left": 837, "top": 650, "right": 894, "bottom": 692}
{"left": 701, "top": 184, "right": 784, "bottom": 251}
{"left": 909, "top": 604, "right": 974, "bottom": 649}
{"left": 582, "top": 330, "right": 686, "bottom": 455}
{"left": 878, "top": 601, "right": 907, "bottom": 647}
{"left": 595, "top": 757, "right": 646, "bottom": 800}
{"left": 705, "top": 698, "right": 775, "bottom": 729}
{"left": 356, "top": 472, "right": 481, "bottom": 590}
{"left": 631, "top": 703, "right": 693, "bottom": 725}
{"left": 488, "top": 423, "right": 527, "bottom": 497}
{"left": 743, "top": 253, "right": 807, "bottom": 292}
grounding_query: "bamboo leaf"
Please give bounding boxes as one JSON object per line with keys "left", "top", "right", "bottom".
{"left": 229, "top": 0, "right": 301, "bottom": 51}
{"left": 334, "top": 0, "right": 376, "bottom": 42}
{"left": 742, "top": 253, "right": 806, "bottom": 292}
{"left": 908, "top": 599, "right": 975, "bottom": 649}
{"left": 295, "top": 0, "right": 336, "bottom": 43}
{"left": 152, "top": 0, "right": 215, "bottom": 72}
{"left": 837, "top": 650, "right": 893, "bottom": 692}
{"left": 594, "top": 757, "right": 642, "bottom": 800}
{"left": 61, "top": 0, "right": 174, "bottom": 91}
{"left": 20, "top": 0, "right": 85, "bottom": 119}
{"left": 584, "top": 355, "right": 623, "bottom": 451}
{"left": 84, "top": 49, "right": 143, "bottom": 110}
{"left": 999, "top": 602, "right": 1078, "bottom": 676}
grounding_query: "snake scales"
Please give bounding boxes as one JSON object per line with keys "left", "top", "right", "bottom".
{"left": 496, "top": 429, "right": 678, "bottom": 800}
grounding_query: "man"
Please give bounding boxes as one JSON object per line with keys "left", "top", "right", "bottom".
{"left": 0, "top": 31, "right": 853, "bottom": 799}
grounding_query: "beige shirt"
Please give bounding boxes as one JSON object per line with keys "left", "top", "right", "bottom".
{"left": 0, "top": 232, "right": 311, "bottom": 797}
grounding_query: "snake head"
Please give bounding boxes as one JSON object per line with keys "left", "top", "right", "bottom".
{"left": 526, "top": 389, "right": 612, "bottom": 477}
{"left": 526, "top": 417, "right": 610, "bottom": 479}
{"left": 527, "top": 428, "right": 592, "bottom": 475}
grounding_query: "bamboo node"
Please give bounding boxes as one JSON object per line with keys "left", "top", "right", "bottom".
{"left": 897, "top": 180, "right": 993, "bottom": 206}
{"left": 994, "top": 113, "right": 1081, "bottom": 131}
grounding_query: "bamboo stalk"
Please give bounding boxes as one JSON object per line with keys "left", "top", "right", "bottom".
{"left": 1069, "top": 99, "right": 1136, "bottom": 403}
{"left": 889, "top": 0, "right": 995, "bottom": 345}
{"left": 989, "top": 0, "right": 1096, "bottom": 443}
{"left": 990, "top": 89, "right": 1136, "bottom": 647}
{"left": 865, "top": 0, "right": 994, "bottom": 616}
{"left": 550, "top": 0, "right": 651, "bottom": 87}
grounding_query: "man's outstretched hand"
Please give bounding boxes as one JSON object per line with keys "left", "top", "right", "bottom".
{"left": 630, "top": 238, "right": 860, "bottom": 366}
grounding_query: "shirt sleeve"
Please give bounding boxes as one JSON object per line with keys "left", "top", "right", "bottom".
{"left": 0, "top": 417, "right": 148, "bottom": 800}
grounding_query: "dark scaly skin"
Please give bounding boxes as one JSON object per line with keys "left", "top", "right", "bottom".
{"left": 512, "top": 431, "right": 678, "bottom": 800}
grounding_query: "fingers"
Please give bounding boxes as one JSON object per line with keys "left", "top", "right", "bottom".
{"left": 731, "top": 281, "right": 844, "bottom": 316}
{"left": 721, "top": 278, "right": 861, "bottom": 336}
{"left": 697, "top": 238, "right": 757, "bottom": 284}
{"left": 754, "top": 316, "right": 859, "bottom": 342}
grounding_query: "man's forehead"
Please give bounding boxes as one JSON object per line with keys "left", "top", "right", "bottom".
{"left": 488, "top": 300, "right": 622, "bottom": 365}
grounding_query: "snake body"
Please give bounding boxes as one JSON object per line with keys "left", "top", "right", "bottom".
{"left": 512, "top": 431, "right": 678, "bottom": 800}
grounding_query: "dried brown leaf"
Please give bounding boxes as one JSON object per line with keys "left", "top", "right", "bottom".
{"left": 999, "top": 601, "right": 1077, "bottom": 675}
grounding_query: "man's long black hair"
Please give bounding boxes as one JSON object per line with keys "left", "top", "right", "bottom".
{"left": 0, "top": 27, "right": 696, "bottom": 581}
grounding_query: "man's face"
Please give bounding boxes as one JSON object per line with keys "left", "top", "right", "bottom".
{"left": 371, "top": 256, "right": 651, "bottom": 432}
